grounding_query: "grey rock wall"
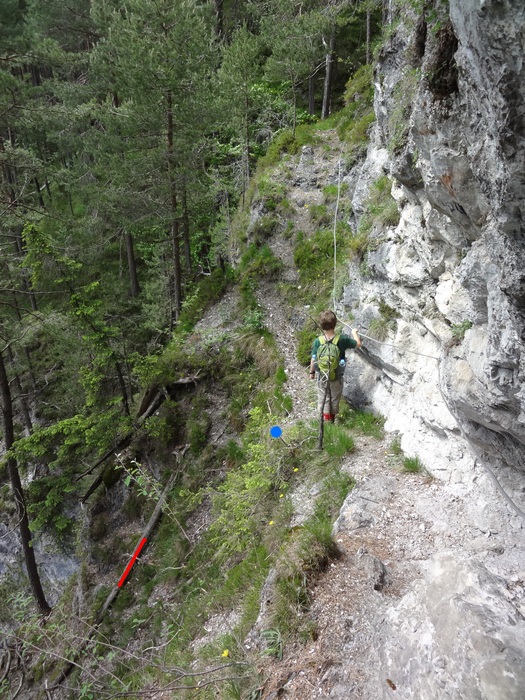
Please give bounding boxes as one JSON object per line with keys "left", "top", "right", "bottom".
{"left": 339, "top": 1, "right": 525, "bottom": 696}
{"left": 363, "top": 553, "right": 525, "bottom": 700}
{"left": 343, "top": 0, "right": 525, "bottom": 482}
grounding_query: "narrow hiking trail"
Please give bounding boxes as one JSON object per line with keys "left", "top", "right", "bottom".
{"left": 192, "top": 128, "right": 524, "bottom": 699}
{"left": 246, "top": 130, "right": 524, "bottom": 699}
{"left": 256, "top": 272, "right": 509, "bottom": 699}
{"left": 246, "top": 131, "right": 411, "bottom": 696}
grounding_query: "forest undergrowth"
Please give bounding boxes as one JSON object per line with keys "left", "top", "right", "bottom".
{"left": 0, "top": 19, "right": 394, "bottom": 693}
{"left": 0, "top": 119, "right": 387, "bottom": 700}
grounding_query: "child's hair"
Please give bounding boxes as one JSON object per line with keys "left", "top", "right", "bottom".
{"left": 319, "top": 310, "right": 337, "bottom": 330}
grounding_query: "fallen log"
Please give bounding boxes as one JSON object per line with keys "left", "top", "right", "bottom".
{"left": 49, "top": 471, "right": 178, "bottom": 691}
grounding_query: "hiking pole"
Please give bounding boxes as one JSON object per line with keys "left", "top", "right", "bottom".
{"left": 318, "top": 379, "right": 330, "bottom": 450}
{"left": 318, "top": 385, "right": 325, "bottom": 450}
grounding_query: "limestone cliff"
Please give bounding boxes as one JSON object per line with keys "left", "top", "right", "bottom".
{"left": 344, "top": 0, "right": 525, "bottom": 487}
{"left": 337, "top": 1, "right": 525, "bottom": 697}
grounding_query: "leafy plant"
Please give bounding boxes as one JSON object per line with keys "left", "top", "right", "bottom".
{"left": 451, "top": 320, "right": 473, "bottom": 340}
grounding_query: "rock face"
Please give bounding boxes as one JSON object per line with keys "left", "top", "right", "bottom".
{"left": 364, "top": 553, "right": 525, "bottom": 700}
{"left": 337, "top": 1, "right": 525, "bottom": 696}
{"left": 343, "top": 0, "right": 525, "bottom": 486}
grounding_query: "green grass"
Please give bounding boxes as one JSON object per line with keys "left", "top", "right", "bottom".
{"left": 338, "top": 404, "right": 385, "bottom": 438}
{"left": 238, "top": 242, "right": 283, "bottom": 281}
{"left": 389, "top": 437, "right": 402, "bottom": 456}
{"left": 352, "top": 176, "right": 400, "bottom": 261}
{"left": 293, "top": 224, "right": 350, "bottom": 299}
{"left": 267, "top": 447, "right": 353, "bottom": 643}
{"left": 322, "top": 422, "right": 355, "bottom": 458}
{"left": 316, "top": 65, "right": 374, "bottom": 150}
{"left": 403, "top": 456, "right": 423, "bottom": 473}
{"left": 367, "top": 317, "right": 391, "bottom": 341}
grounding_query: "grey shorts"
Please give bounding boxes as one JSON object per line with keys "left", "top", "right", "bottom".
{"left": 317, "top": 378, "right": 343, "bottom": 414}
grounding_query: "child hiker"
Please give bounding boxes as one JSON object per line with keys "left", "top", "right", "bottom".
{"left": 309, "top": 310, "right": 361, "bottom": 422}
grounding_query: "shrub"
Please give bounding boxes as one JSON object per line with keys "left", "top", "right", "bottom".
{"left": 451, "top": 320, "right": 472, "bottom": 341}
{"left": 239, "top": 243, "right": 283, "bottom": 280}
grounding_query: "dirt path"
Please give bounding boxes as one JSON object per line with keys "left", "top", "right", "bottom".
{"left": 247, "top": 132, "right": 524, "bottom": 700}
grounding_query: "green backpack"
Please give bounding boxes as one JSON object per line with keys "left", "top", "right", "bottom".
{"left": 316, "top": 335, "right": 341, "bottom": 381}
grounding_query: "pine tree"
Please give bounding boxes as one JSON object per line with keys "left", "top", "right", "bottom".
{"left": 0, "top": 346, "right": 51, "bottom": 614}
{"left": 217, "top": 24, "right": 263, "bottom": 196}
{"left": 90, "top": 0, "right": 216, "bottom": 323}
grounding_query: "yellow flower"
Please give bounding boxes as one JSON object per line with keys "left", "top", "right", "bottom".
{"left": 222, "top": 649, "right": 229, "bottom": 658}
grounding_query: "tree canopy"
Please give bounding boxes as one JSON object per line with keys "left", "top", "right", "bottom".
{"left": 0, "top": 0, "right": 383, "bottom": 616}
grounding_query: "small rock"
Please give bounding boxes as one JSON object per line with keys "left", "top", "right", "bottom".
{"left": 357, "top": 553, "right": 387, "bottom": 591}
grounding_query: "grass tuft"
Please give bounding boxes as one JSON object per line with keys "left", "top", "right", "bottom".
{"left": 338, "top": 404, "right": 385, "bottom": 438}
{"left": 403, "top": 456, "right": 423, "bottom": 473}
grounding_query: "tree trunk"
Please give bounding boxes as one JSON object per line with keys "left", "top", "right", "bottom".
{"left": 125, "top": 231, "right": 140, "bottom": 298}
{"left": 34, "top": 177, "right": 45, "bottom": 208}
{"left": 382, "top": 0, "right": 389, "bottom": 26}
{"left": 0, "top": 135, "right": 17, "bottom": 204}
{"left": 308, "top": 74, "right": 315, "bottom": 115}
{"left": 0, "top": 349, "right": 51, "bottom": 615}
{"left": 115, "top": 360, "right": 130, "bottom": 416}
{"left": 166, "top": 89, "right": 182, "bottom": 320}
{"left": 321, "top": 28, "right": 336, "bottom": 120}
{"left": 366, "top": 8, "right": 371, "bottom": 65}
{"left": 171, "top": 220, "right": 182, "bottom": 321}
{"left": 6, "top": 346, "right": 33, "bottom": 435}
{"left": 181, "top": 184, "right": 192, "bottom": 273}
{"left": 213, "top": 0, "right": 224, "bottom": 39}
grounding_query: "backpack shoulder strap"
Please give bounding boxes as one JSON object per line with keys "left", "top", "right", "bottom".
{"left": 319, "top": 335, "right": 339, "bottom": 345}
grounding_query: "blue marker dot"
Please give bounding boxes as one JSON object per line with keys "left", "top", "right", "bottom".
{"left": 270, "top": 425, "right": 283, "bottom": 439}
